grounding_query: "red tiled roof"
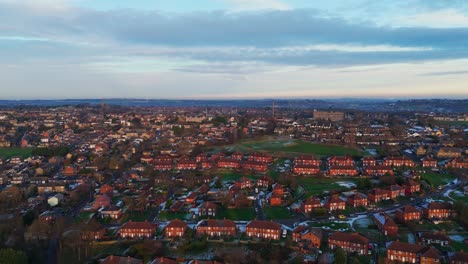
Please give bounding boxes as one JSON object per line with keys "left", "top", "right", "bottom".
{"left": 427, "top": 202, "right": 453, "bottom": 210}
{"left": 387, "top": 241, "right": 425, "bottom": 253}
{"left": 329, "top": 232, "right": 369, "bottom": 245}
{"left": 199, "top": 219, "right": 236, "bottom": 228}
{"left": 166, "top": 219, "right": 187, "bottom": 229}
{"left": 247, "top": 220, "right": 281, "bottom": 230}
{"left": 421, "top": 247, "right": 440, "bottom": 259}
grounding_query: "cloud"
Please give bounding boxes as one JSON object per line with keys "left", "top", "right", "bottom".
{"left": 224, "top": 0, "right": 290, "bottom": 10}
{"left": 420, "top": 70, "right": 468, "bottom": 76}
{"left": 397, "top": 9, "right": 468, "bottom": 28}
{"left": 1, "top": 3, "right": 468, "bottom": 70}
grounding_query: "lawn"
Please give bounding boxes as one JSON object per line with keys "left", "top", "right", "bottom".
{"left": 296, "top": 177, "right": 355, "bottom": 196}
{"left": 264, "top": 207, "right": 292, "bottom": 220}
{"left": 156, "top": 211, "right": 189, "bottom": 221}
{"left": 0, "top": 147, "right": 33, "bottom": 159}
{"left": 74, "top": 211, "right": 95, "bottom": 223}
{"left": 435, "top": 120, "right": 468, "bottom": 126}
{"left": 216, "top": 207, "right": 256, "bottom": 221}
{"left": 125, "top": 211, "right": 152, "bottom": 222}
{"left": 421, "top": 172, "right": 456, "bottom": 187}
{"left": 241, "top": 138, "right": 362, "bottom": 157}
{"left": 214, "top": 137, "right": 362, "bottom": 157}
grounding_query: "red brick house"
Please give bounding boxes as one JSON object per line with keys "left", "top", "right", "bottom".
{"left": 328, "top": 232, "right": 369, "bottom": 255}
{"left": 93, "top": 194, "right": 111, "bottom": 210}
{"left": 303, "top": 197, "right": 321, "bottom": 214}
{"left": 154, "top": 155, "right": 173, "bottom": 162}
{"left": 256, "top": 175, "right": 274, "bottom": 188}
{"left": 346, "top": 193, "right": 368, "bottom": 208}
{"left": 295, "top": 156, "right": 321, "bottom": 166}
{"left": 383, "top": 156, "right": 415, "bottom": 167}
{"left": 386, "top": 241, "right": 426, "bottom": 263}
{"left": 248, "top": 152, "right": 273, "bottom": 164}
{"left": 154, "top": 160, "right": 173, "bottom": 171}
{"left": 270, "top": 193, "right": 282, "bottom": 206}
{"left": 420, "top": 247, "right": 442, "bottom": 264}
{"left": 231, "top": 152, "right": 243, "bottom": 160}
{"left": 217, "top": 158, "right": 241, "bottom": 169}
{"left": 328, "top": 156, "right": 355, "bottom": 167}
{"left": 246, "top": 220, "right": 282, "bottom": 240}
{"left": 242, "top": 161, "right": 268, "bottom": 172}
{"left": 169, "top": 200, "right": 184, "bottom": 212}
{"left": 364, "top": 166, "right": 394, "bottom": 176}
{"left": 292, "top": 225, "right": 322, "bottom": 248}
{"left": 373, "top": 213, "right": 398, "bottom": 236}
{"left": 396, "top": 205, "right": 421, "bottom": 223}
{"left": 81, "top": 221, "right": 106, "bottom": 241}
{"left": 100, "top": 205, "right": 123, "bottom": 219}
{"left": 404, "top": 179, "right": 421, "bottom": 195}
{"left": 446, "top": 158, "right": 468, "bottom": 169}
{"left": 185, "top": 192, "right": 198, "bottom": 204}
{"left": 195, "top": 153, "right": 207, "bottom": 163}
{"left": 272, "top": 184, "right": 284, "bottom": 195}
{"left": 198, "top": 201, "right": 217, "bottom": 217}
{"left": 176, "top": 159, "right": 197, "bottom": 170}
{"left": 201, "top": 160, "right": 214, "bottom": 170}
{"left": 236, "top": 177, "right": 252, "bottom": 189}
{"left": 422, "top": 157, "right": 438, "bottom": 168}
{"left": 293, "top": 165, "right": 320, "bottom": 175}
{"left": 100, "top": 184, "right": 113, "bottom": 195}
{"left": 367, "top": 188, "right": 390, "bottom": 203}
{"left": 119, "top": 221, "right": 156, "bottom": 239}
{"left": 388, "top": 184, "right": 404, "bottom": 199}
{"left": 423, "top": 202, "right": 455, "bottom": 220}
{"left": 140, "top": 154, "right": 153, "bottom": 164}
{"left": 165, "top": 219, "right": 188, "bottom": 238}
{"left": 325, "top": 195, "right": 346, "bottom": 211}
{"left": 328, "top": 166, "right": 358, "bottom": 176}
{"left": 196, "top": 219, "right": 236, "bottom": 237}
{"left": 362, "top": 156, "right": 377, "bottom": 167}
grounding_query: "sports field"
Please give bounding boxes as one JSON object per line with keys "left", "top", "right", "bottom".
{"left": 421, "top": 172, "right": 456, "bottom": 187}
{"left": 296, "top": 177, "right": 356, "bottom": 196}
{"left": 0, "top": 148, "right": 33, "bottom": 159}
{"left": 218, "top": 137, "right": 362, "bottom": 157}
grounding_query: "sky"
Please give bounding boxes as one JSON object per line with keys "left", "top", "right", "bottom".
{"left": 1, "top": 0, "right": 468, "bottom": 99}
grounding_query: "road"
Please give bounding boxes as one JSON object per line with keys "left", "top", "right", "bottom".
{"left": 255, "top": 195, "right": 265, "bottom": 220}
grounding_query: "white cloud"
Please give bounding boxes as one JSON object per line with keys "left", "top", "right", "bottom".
{"left": 223, "top": 0, "right": 290, "bottom": 10}
{"left": 396, "top": 9, "right": 468, "bottom": 28}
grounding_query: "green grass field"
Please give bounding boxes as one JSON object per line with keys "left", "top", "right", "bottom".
{"left": 421, "top": 172, "right": 456, "bottom": 187}
{"left": 156, "top": 211, "right": 188, "bottom": 221}
{"left": 215, "top": 137, "right": 362, "bottom": 157}
{"left": 435, "top": 120, "right": 468, "bottom": 126}
{"left": 264, "top": 207, "right": 292, "bottom": 219}
{"left": 0, "top": 147, "right": 33, "bottom": 159}
{"left": 296, "top": 177, "right": 355, "bottom": 196}
{"left": 216, "top": 207, "right": 256, "bottom": 220}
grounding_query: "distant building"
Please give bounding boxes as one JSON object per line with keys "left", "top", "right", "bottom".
{"left": 313, "top": 110, "right": 345, "bottom": 122}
